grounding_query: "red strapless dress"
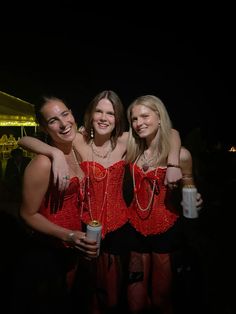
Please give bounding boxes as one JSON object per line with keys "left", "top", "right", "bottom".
{"left": 80, "top": 160, "right": 128, "bottom": 238}
{"left": 128, "top": 164, "right": 179, "bottom": 236}
{"left": 39, "top": 176, "right": 82, "bottom": 231}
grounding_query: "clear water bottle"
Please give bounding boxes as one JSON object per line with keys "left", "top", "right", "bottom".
{"left": 182, "top": 185, "right": 198, "bottom": 218}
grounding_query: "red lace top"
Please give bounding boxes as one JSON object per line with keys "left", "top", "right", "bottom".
{"left": 128, "top": 164, "right": 179, "bottom": 236}
{"left": 80, "top": 160, "right": 128, "bottom": 238}
{"left": 39, "top": 177, "right": 82, "bottom": 232}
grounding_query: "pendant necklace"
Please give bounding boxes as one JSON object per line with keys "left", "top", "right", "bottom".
{"left": 141, "top": 150, "right": 155, "bottom": 172}
{"left": 133, "top": 154, "right": 158, "bottom": 211}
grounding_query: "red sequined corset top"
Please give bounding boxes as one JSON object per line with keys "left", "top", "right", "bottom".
{"left": 80, "top": 160, "right": 128, "bottom": 238}
{"left": 128, "top": 164, "right": 179, "bottom": 236}
{"left": 39, "top": 176, "right": 82, "bottom": 231}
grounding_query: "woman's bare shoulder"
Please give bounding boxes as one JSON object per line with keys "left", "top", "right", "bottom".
{"left": 29, "top": 154, "right": 51, "bottom": 171}
{"left": 180, "top": 146, "right": 192, "bottom": 162}
{"left": 24, "top": 154, "right": 51, "bottom": 184}
{"left": 74, "top": 132, "right": 87, "bottom": 144}
{"left": 73, "top": 132, "right": 86, "bottom": 150}
{"left": 118, "top": 131, "right": 129, "bottom": 143}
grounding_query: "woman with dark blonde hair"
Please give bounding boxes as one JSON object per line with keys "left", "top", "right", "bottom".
{"left": 125, "top": 95, "right": 202, "bottom": 314}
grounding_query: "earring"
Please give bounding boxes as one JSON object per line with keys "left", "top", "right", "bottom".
{"left": 90, "top": 127, "right": 94, "bottom": 139}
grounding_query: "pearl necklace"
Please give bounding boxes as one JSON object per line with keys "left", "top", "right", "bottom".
{"left": 71, "top": 147, "right": 80, "bottom": 165}
{"left": 141, "top": 150, "right": 155, "bottom": 172}
{"left": 90, "top": 139, "right": 112, "bottom": 159}
{"left": 68, "top": 147, "right": 84, "bottom": 180}
{"left": 81, "top": 142, "right": 111, "bottom": 222}
{"left": 65, "top": 146, "right": 80, "bottom": 173}
{"left": 85, "top": 161, "right": 110, "bottom": 223}
{"left": 132, "top": 155, "right": 158, "bottom": 211}
{"left": 71, "top": 147, "right": 87, "bottom": 208}
{"left": 91, "top": 141, "right": 111, "bottom": 181}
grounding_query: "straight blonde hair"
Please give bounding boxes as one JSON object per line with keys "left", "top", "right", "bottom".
{"left": 126, "top": 95, "right": 172, "bottom": 166}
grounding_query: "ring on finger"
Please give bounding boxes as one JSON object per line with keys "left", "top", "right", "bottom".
{"left": 63, "top": 175, "right": 70, "bottom": 180}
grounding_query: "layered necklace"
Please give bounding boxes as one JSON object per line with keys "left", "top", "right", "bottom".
{"left": 65, "top": 146, "right": 80, "bottom": 174}
{"left": 90, "top": 139, "right": 112, "bottom": 180}
{"left": 84, "top": 140, "right": 112, "bottom": 222}
{"left": 140, "top": 150, "right": 155, "bottom": 172}
{"left": 86, "top": 164, "right": 110, "bottom": 222}
{"left": 132, "top": 154, "right": 158, "bottom": 211}
{"left": 71, "top": 147, "right": 87, "bottom": 203}
{"left": 90, "top": 139, "right": 112, "bottom": 159}
{"left": 67, "top": 147, "right": 84, "bottom": 179}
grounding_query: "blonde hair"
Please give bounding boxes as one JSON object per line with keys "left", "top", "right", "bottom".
{"left": 126, "top": 95, "right": 172, "bottom": 166}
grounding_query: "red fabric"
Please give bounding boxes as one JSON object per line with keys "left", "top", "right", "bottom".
{"left": 80, "top": 161, "right": 128, "bottom": 238}
{"left": 39, "top": 176, "right": 82, "bottom": 232}
{"left": 128, "top": 164, "right": 178, "bottom": 236}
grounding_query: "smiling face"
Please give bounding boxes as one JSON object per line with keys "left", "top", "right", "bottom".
{"left": 40, "top": 99, "right": 77, "bottom": 146}
{"left": 92, "top": 98, "right": 116, "bottom": 138}
{"left": 131, "top": 104, "right": 160, "bottom": 141}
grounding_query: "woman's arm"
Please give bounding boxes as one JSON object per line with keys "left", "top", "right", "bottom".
{"left": 180, "top": 147, "right": 203, "bottom": 209}
{"left": 165, "top": 128, "right": 183, "bottom": 186}
{"left": 21, "top": 155, "right": 97, "bottom": 258}
{"left": 19, "top": 136, "right": 69, "bottom": 190}
{"left": 20, "top": 155, "right": 72, "bottom": 239}
{"left": 179, "top": 146, "right": 194, "bottom": 185}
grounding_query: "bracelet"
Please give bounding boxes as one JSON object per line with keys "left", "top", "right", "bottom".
{"left": 67, "top": 232, "right": 75, "bottom": 242}
{"left": 167, "top": 163, "right": 181, "bottom": 169}
{"left": 182, "top": 174, "right": 193, "bottom": 179}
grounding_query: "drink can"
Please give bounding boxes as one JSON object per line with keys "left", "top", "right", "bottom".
{"left": 86, "top": 220, "right": 102, "bottom": 256}
{"left": 182, "top": 185, "right": 198, "bottom": 218}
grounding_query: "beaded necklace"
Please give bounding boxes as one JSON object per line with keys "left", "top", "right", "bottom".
{"left": 85, "top": 162, "right": 110, "bottom": 222}
{"left": 90, "top": 139, "right": 112, "bottom": 159}
{"left": 64, "top": 146, "right": 82, "bottom": 178}
{"left": 141, "top": 150, "right": 155, "bottom": 172}
{"left": 84, "top": 143, "right": 111, "bottom": 222}
{"left": 71, "top": 147, "right": 86, "bottom": 209}
{"left": 132, "top": 154, "right": 159, "bottom": 211}
{"left": 72, "top": 146, "right": 78, "bottom": 162}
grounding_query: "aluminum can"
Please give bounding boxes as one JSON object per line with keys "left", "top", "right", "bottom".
{"left": 182, "top": 185, "right": 198, "bottom": 218}
{"left": 86, "top": 220, "right": 102, "bottom": 256}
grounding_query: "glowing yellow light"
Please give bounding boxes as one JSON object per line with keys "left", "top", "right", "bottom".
{"left": 0, "top": 90, "right": 38, "bottom": 127}
{"left": 229, "top": 146, "right": 236, "bottom": 152}
{"left": 0, "top": 115, "right": 38, "bottom": 126}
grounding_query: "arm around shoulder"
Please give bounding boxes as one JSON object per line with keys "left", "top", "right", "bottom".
{"left": 19, "top": 136, "right": 70, "bottom": 190}
{"left": 19, "top": 136, "right": 59, "bottom": 158}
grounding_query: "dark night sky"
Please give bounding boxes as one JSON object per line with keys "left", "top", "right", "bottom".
{"left": 0, "top": 7, "right": 235, "bottom": 146}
